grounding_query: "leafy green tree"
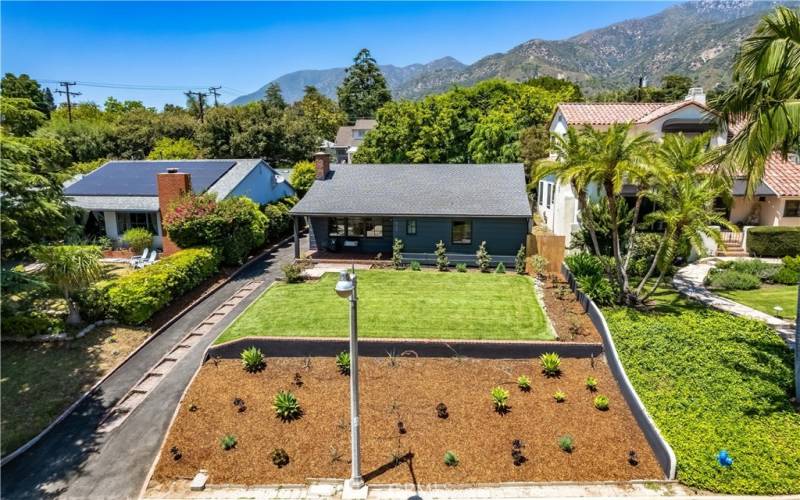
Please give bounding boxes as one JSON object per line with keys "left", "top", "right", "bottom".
{"left": 468, "top": 108, "right": 520, "bottom": 163}
{"left": 526, "top": 76, "right": 584, "bottom": 100}
{"left": 1, "top": 135, "right": 75, "bottom": 257}
{"left": 1, "top": 97, "right": 46, "bottom": 136}
{"left": 32, "top": 245, "right": 103, "bottom": 325}
{"left": 289, "top": 160, "right": 316, "bottom": 197}
{"left": 263, "top": 82, "right": 286, "bottom": 110}
{"left": 1, "top": 73, "right": 55, "bottom": 117}
{"left": 713, "top": 6, "right": 800, "bottom": 195}
{"left": 660, "top": 75, "right": 693, "bottom": 101}
{"left": 147, "top": 137, "right": 201, "bottom": 159}
{"left": 104, "top": 97, "right": 150, "bottom": 115}
{"left": 337, "top": 48, "right": 391, "bottom": 123}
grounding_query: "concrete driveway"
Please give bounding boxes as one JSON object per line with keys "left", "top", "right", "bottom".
{"left": 1, "top": 237, "right": 305, "bottom": 499}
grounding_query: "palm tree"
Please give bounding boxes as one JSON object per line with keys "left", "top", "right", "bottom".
{"left": 713, "top": 6, "right": 800, "bottom": 194}
{"left": 33, "top": 245, "right": 104, "bottom": 325}
{"left": 559, "top": 123, "right": 654, "bottom": 301}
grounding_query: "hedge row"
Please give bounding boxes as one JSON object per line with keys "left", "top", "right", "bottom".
{"left": 83, "top": 247, "right": 220, "bottom": 325}
{"left": 747, "top": 227, "right": 800, "bottom": 258}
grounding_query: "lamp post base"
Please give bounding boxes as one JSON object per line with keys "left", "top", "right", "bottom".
{"left": 343, "top": 478, "right": 368, "bottom": 499}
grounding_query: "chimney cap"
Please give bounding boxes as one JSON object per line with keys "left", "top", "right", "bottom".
{"left": 166, "top": 167, "right": 179, "bottom": 174}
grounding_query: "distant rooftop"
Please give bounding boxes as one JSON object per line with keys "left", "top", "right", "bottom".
{"left": 556, "top": 100, "right": 711, "bottom": 126}
{"left": 291, "top": 163, "right": 532, "bottom": 218}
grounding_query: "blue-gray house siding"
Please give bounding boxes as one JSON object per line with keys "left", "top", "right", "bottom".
{"left": 307, "top": 215, "right": 528, "bottom": 265}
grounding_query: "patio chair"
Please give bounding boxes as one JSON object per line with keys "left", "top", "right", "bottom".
{"left": 136, "top": 251, "right": 157, "bottom": 269}
{"left": 130, "top": 248, "right": 149, "bottom": 268}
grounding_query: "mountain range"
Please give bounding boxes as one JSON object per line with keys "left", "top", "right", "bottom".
{"left": 230, "top": 0, "right": 798, "bottom": 105}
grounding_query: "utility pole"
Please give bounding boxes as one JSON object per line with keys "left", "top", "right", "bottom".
{"left": 55, "top": 82, "right": 81, "bottom": 123}
{"left": 185, "top": 90, "right": 208, "bottom": 122}
{"left": 208, "top": 86, "right": 222, "bottom": 107}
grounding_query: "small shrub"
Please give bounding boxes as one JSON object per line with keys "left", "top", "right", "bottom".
{"left": 2, "top": 313, "right": 63, "bottom": 338}
{"left": 435, "top": 240, "right": 449, "bottom": 271}
{"left": 511, "top": 439, "right": 527, "bottom": 466}
{"left": 476, "top": 241, "right": 492, "bottom": 272}
{"left": 170, "top": 445, "right": 182, "bottom": 461}
{"left": 491, "top": 386, "right": 510, "bottom": 412}
{"left": 335, "top": 351, "right": 351, "bottom": 375}
{"left": 273, "top": 390, "right": 301, "bottom": 420}
{"left": 539, "top": 352, "right": 561, "bottom": 376}
{"left": 554, "top": 285, "right": 570, "bottom": 300}
{"left": 220, "top": 434, "right": 237, "bottom": 450}
{"left": 436, "top": 402, "right": 449, "bottom": 419}
{"left": 443, "top": 451, "right": 459, "bottom": 466}
{"left": 515, "top": 245, "right": 526, "bottom": 274}
{"left": 455, "top": 263, "right": 467, "bottom": 273}
{"left": 628, "top": 450, "right": 639, "bottom": 466}
{"left": 271, "top": 448, "right": 290, "bottom": 468}
{"left": 594, "top": 395, "right": 610, "bottom": 410}
{"left": 282, "top": 262, "right": 305, "bottom": 283}
{"left": 564, "top": 252, "right": 603, "bottom": 279}
{"left": 240, "top": 346, "right": 265, "bottom": 372}
{"left": 771, "top": 265, "right": 799, "bottom": 285}
{"left": 495, "top": 262, "right": 506, "bottom": 274}
{"left": 530, "top": 254, "right": 548, "bottom": 278}
{"left": 410, "top": 261, "right": 421, "bottom": 271}
{"left": 121, "top": 228, "right": 153, "bottom": 254}
{"left": 576, "top": 273, "right": 616, "bottom": 305}
{"left": 391, "top": 238, "right": 404, "bottom": 269}
{"left": 585, "top": 376, "right": 598, "bottom": 391}
{"left": 517, "top": 375, "right": 531, "bottom": 392}
{"left": 558, "top": 435, "right": 574, "bottom": 452}
{"left": 706, "top": 269, "right": 761, "bottom": 290}
{"left": 553, "top": 390, "right": 566, "bottom": 402}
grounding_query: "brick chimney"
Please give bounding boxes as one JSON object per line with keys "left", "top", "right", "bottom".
{"left": 156, "top": 168, "right": 192, "bottom": 256}
{"left": 313, "top": 152, "right": 330, "bottom": 180}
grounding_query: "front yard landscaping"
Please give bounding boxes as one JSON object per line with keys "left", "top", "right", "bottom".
{"left": 0, "top": 325, "right": 151, "bottom": 456}
{"left": 216, "top": 270, "right": 553, "bottom": 343}
{"left": 151, "top": 353, "right": 662, "bottom": 487}
{"left": 604, "top": 288, "right": 800, "bottom": 495}
{"left": 716, "top": 284, "right": 797, "bottom": 320}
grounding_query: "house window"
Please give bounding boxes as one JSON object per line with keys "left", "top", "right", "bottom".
{"left": 538, "top": 181, "right": 544, "bottom": 205}
{"left": 546, "top": 184, "right": 553, "bottom": 209}
{"left": 116, "top": 212, "right": 156, "bottom": 234}
{"left": 785, "top": 200, "right": 800, "bottom": 217}
{"left": 451, "top": 220, "right": 472, "bottom": 245}
{"left": 328, "top": 217, "right": 345, "bottom": 236}
{"left": 347, "top": 217, "right": 365, "bottom": 237}
{"left": 365, "top": 217, "right": 383, "bottom": 238}
{"left": 406, "top": 220, "right": 417, "bottom": 235}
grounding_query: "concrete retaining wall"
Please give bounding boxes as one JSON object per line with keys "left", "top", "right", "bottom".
{"left": 562, "top": 263, "right": 677, "bottom": 480}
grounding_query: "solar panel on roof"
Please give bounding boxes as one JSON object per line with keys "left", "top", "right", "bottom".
{"left": 64, "top": 161, "right": 238, "bottom": 197}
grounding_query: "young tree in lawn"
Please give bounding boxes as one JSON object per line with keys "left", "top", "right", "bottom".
{"left": 713, "top": 6, "right": 800, "bottom": 195}
{"left": 33, "top": 245, "right": 104, "bottom": 325}
{"left": 337, "top": 49, "right": 391, "bottom": 123}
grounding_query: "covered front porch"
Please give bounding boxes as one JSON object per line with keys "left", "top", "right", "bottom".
{"left": 83, "top": 209, "right": 164, "bottom": 249}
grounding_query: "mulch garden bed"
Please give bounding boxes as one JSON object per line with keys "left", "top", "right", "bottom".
{"left": 539, "top": 273, "right": 601, "bottom": 343}
{"left": 151, "top": 355, "right": 661, "bottom": 487}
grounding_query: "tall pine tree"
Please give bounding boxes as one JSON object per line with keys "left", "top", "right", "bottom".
{"left": 337, "top": 49, "right": 391, "bottom": 123}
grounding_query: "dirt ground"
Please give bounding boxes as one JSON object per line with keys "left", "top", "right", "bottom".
{"left": 152, "top": 356, "right": 662, "bottom": 487}
{"left": 539, "top": 273, "right": 601, "bottom": 343}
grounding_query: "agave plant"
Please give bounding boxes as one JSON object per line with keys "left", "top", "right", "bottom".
{"left": 585, "top": 376, "right": 598, "bottom": 391}
{"left": 443, "top": 450, "right": 459, "bottom": 467}
{"left": 273, "top": 390, "right": 302, "bottom": 420}
{"left": 240, "top": 346, "right": 265, "bottom": 373}
{"left": 539, "top": 352, "right": 561, "bottom": 376}
{"left": 553, "top": 390, "right": 566, "bottom": 403}
{"left": 336, "top": 351, "right": 351, "bottom": 375}
{"left": 491, "top": 386, "right": 510, "bottom": 412}
{"left": 517, "top": 375, "right": 531, "bottom": 392}
{"left": 594, "top": 395, "right": 610, "bottom": 411}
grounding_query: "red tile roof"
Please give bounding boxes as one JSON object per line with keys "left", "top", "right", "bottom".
{"left": 557, "top": 101, "right": 710, "bottom": 125}
{"left": 763, "top": 153, "right": 800, "bottom": 197}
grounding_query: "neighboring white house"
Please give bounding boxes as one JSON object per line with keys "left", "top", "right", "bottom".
{"left": 537, "top": 88, "right": 800, "bottom": 247}
{"left": 324, "top": 119, "right": 377, "bottom": 163}
{"left": 65, "top": 159, "right": 295, "bottom": 250}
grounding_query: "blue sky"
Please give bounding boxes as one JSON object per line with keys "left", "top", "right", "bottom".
{"left": 1, "top": 1, "right": 678, "bottom": 108}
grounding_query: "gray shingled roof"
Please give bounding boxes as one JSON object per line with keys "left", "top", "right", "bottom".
{"left": 291, "top": 163, "right": 532, "bottom": 218}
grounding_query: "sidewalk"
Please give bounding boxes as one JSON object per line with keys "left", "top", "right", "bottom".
{"left": 673, "top": 258, "right": 796, "bottom": 348}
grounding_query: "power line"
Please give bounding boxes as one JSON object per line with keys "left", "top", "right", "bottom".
{"left": 208, "top": 86, "right": 222, "bottom": 107}
{"left": 54, "top": 82, "right": 81, "bottom": 123}
{"left": 185, "top": 90, "right": 208, "bottom": 122}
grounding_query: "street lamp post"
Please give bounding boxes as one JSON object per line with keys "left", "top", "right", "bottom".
{"left": 335, "top": 269, "right": 364, "bottom": 490}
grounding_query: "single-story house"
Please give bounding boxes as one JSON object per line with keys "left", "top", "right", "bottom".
{"left": 289, "top": 153, "right": 532, "bottom": 265}
{"left": 65, "top": 159, "right": 294, "bottom": 253}
{"left": 323, "top": 119, "right": 377, "bottom": 163}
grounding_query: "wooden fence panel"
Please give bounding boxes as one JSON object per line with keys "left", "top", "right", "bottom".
{"left": 526, "top": 233, "right": 565, "bottom": 273}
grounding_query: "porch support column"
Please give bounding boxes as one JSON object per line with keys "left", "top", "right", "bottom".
{"left": 293, "top": 216, "right": 300, "bottom": 259}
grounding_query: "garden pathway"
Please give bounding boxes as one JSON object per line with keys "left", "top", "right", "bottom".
{"left": 0, "top": 236, "right": 307, "bottom": 500}
{"left": 673, "top": 258, "right": 796, "bottom": 348}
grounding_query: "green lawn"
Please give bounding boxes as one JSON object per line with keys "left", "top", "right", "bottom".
{"left": 216, "top": 270, "right": 553, "bottom": 343}
{"left": 716, "top": 284, "right": 798, "bottom": 320}
{"left": 604, "top": 286, "right": 800, "bottom": 495}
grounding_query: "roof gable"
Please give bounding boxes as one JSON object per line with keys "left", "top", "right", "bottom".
{"left": 291, "top": 164, "right": 531, "bottom": 218}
